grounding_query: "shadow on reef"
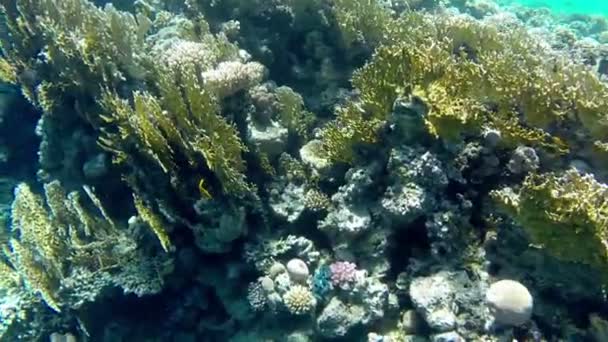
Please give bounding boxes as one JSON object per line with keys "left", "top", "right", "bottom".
{"left": 0, "top": 82, "right": 39, "bottom": 234}
{"left": 385, "top": 216, "right": 431, "bottom": 281}
{"left": 0, "top": 83, "right": 39, "bottom": 180}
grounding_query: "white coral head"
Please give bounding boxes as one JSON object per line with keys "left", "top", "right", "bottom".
{"left": 286, "top": 258, "right": 309, "bottom": 282}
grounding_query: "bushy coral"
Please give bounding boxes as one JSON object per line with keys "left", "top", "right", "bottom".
{"left": 4, "top": 181, "right": 170, "bottom": 320}
{"left": 0, "top": 0, "right": 151, "bottom": 109}
{"left": 247, "top": 281, "right": 268, "bottom": 311}
{"left": 332, "top": 0, "right": 394, "bottom": 47}
{"left": 2, "top": 0, "right": 608, "bottom": 340}
{"left": 100, "top": 33, "right": 255, "bottom": 195}
{"left": 275, "top": 86, "right": 315, "bottom": 139}
{"left": 0, "top": 0, "right": 263, "bottom": 200}
{"left": 283, "top": 285, "right": 316, "bottom": 315}
{"left": 304, "top": 188, "right": 332, "bottom": 212}
{"left": 321, "top": 9, "right": 608, "bottom": 163}
{"left": 133, "top": 194, "right": 173, "bottom": 252}
{"left": 202, "top": 61, "right": 266, "bottom": 98}
{"left": 319, "top": 103, "right": 383, "bottom": 163}
{"left": 492, "top": 169, "right": 608, "bottom": 272}
{"left": 329, "top": 261, "right": 358, "bottom": 290}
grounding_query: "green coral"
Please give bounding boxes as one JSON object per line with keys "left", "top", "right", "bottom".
{"left": 492, "top": 170, "right": 608, "bottom": 272}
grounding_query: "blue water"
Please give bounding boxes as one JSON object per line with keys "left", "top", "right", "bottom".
{"left": 499, "top": 0, "right": 608, "bottom": 16}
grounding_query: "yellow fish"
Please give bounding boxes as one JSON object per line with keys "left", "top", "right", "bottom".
{"left": 198, "top": 178, "right": 213, "bottom": 199}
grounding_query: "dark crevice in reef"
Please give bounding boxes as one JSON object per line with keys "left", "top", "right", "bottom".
{"left": 79, "top": 289, "right": 168, "bottom": 339}
{"left": 385, "top": 216, "right": 432, "bottom": 281}
{"left": 0, "top": 85, "right": 39, "bottom": 181}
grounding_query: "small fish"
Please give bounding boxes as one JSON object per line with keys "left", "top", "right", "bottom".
{"left": 198, "top": 178, "right": 212, "bottom": 199}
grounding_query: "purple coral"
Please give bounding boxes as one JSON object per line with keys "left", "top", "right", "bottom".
{"left": 329, "top": 261, "right": 357, "bottom": 290}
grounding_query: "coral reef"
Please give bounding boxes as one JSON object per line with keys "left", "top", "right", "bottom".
{"left": 0, "top": 0, "right": 608, "bottom": 340}
{"left": 0, "top": 181, "right": 170, "bottom": 338}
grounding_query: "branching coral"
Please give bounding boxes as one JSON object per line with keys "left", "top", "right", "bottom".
{"left": 1, "top": 0, "right": 259, "bottom": 197}
{"left": 100, "top": 64, "right": 253, "bottom": 195}
{"left": 320, "top": 9, "right": 608, "bottom": 162}
{"left": 275, "top": 86, "right": 315, "bottom": 139}
{"left": 332, "top": 0, "right": 394, "bottom": 47}
{"left": 98, "top": 15, "right": 260, "bottom": 196}
{"left": 4, "top": 181, "right": 168, "bottom": 315}
{"left": 0, "top": 58, "right": 17, "bottom": 84}
{"left": 319, "top": 102, "right": 383, "bottom": 163}
{"left": 133, "top": 194, "right": 173, "bottom": 252}
{"left": 492, "top": 170, "right": 608, "bottom": 272}
{"left": 0, "top": 0, "right": 151, "bottom": 111}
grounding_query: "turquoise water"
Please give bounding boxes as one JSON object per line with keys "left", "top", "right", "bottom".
{"left": 499, "top": 0, "right": 608, "bottom": 16}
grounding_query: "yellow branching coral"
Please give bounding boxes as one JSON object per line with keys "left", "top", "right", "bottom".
{"left": 0, "top": 0, "right": 151, "bottom": 110}
{"left": 101, "top": 34, "right": 254, "bottom": 195}
{"left": 492, "top": 170, "right": 608, "bottom": 271}
{"left": 6, "top": 181, "right": 140, "bottom": 312}
{"left": 0, "top": 260, "right": 19, "bottom": 291}
{"left": 319, "top": 102, "right": 383, "bottom": 163}
{"left": 332, "top": 0, "right": 394, "bottom": 46}
{"left": 0, "top": 58, "right": 17, "bottom": 84}
{"left": 275, "top": 86, "right": 315, "bottom": 139}
{"left": 2, "top": 0, "right": 258, "bottom": 197}
{"left": 304, "top": 188, "right": 331, "bottom": 211}
{"left": 83, "top": 185, "right": 116, "bottom": 229}
{"left": 278, "top": 153, "right": 308, "bottom": 182}
{"left": 9, "top": 239, "right": 61, "bottom": 312}
{"left": 489, "top": 111, "right": 570, "bottom": 154}
{"left": 11, "top": 183, "right": 66, "bottom": 277}
{"left": 133, "top": 195, "right": 173, "bottom": 253}
{"left": 100, "top": 91, "right": 176, "bottom": 173}
{"left": 413, "top": 83, "right": 485, "bottom": 142}
{"left": 320, "top": 11, "right": 608, "bottom": 162}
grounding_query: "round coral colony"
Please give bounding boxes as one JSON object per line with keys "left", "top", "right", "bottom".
{"left": 486, "top": 279, "right": 534, "bottom": 326}
{"left": 286, "top": 258, "right": 310, "bottom": 283}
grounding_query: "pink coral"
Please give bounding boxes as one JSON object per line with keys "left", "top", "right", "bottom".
{"left": 329, "top": 261, "right": 357, "bottom": 290}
